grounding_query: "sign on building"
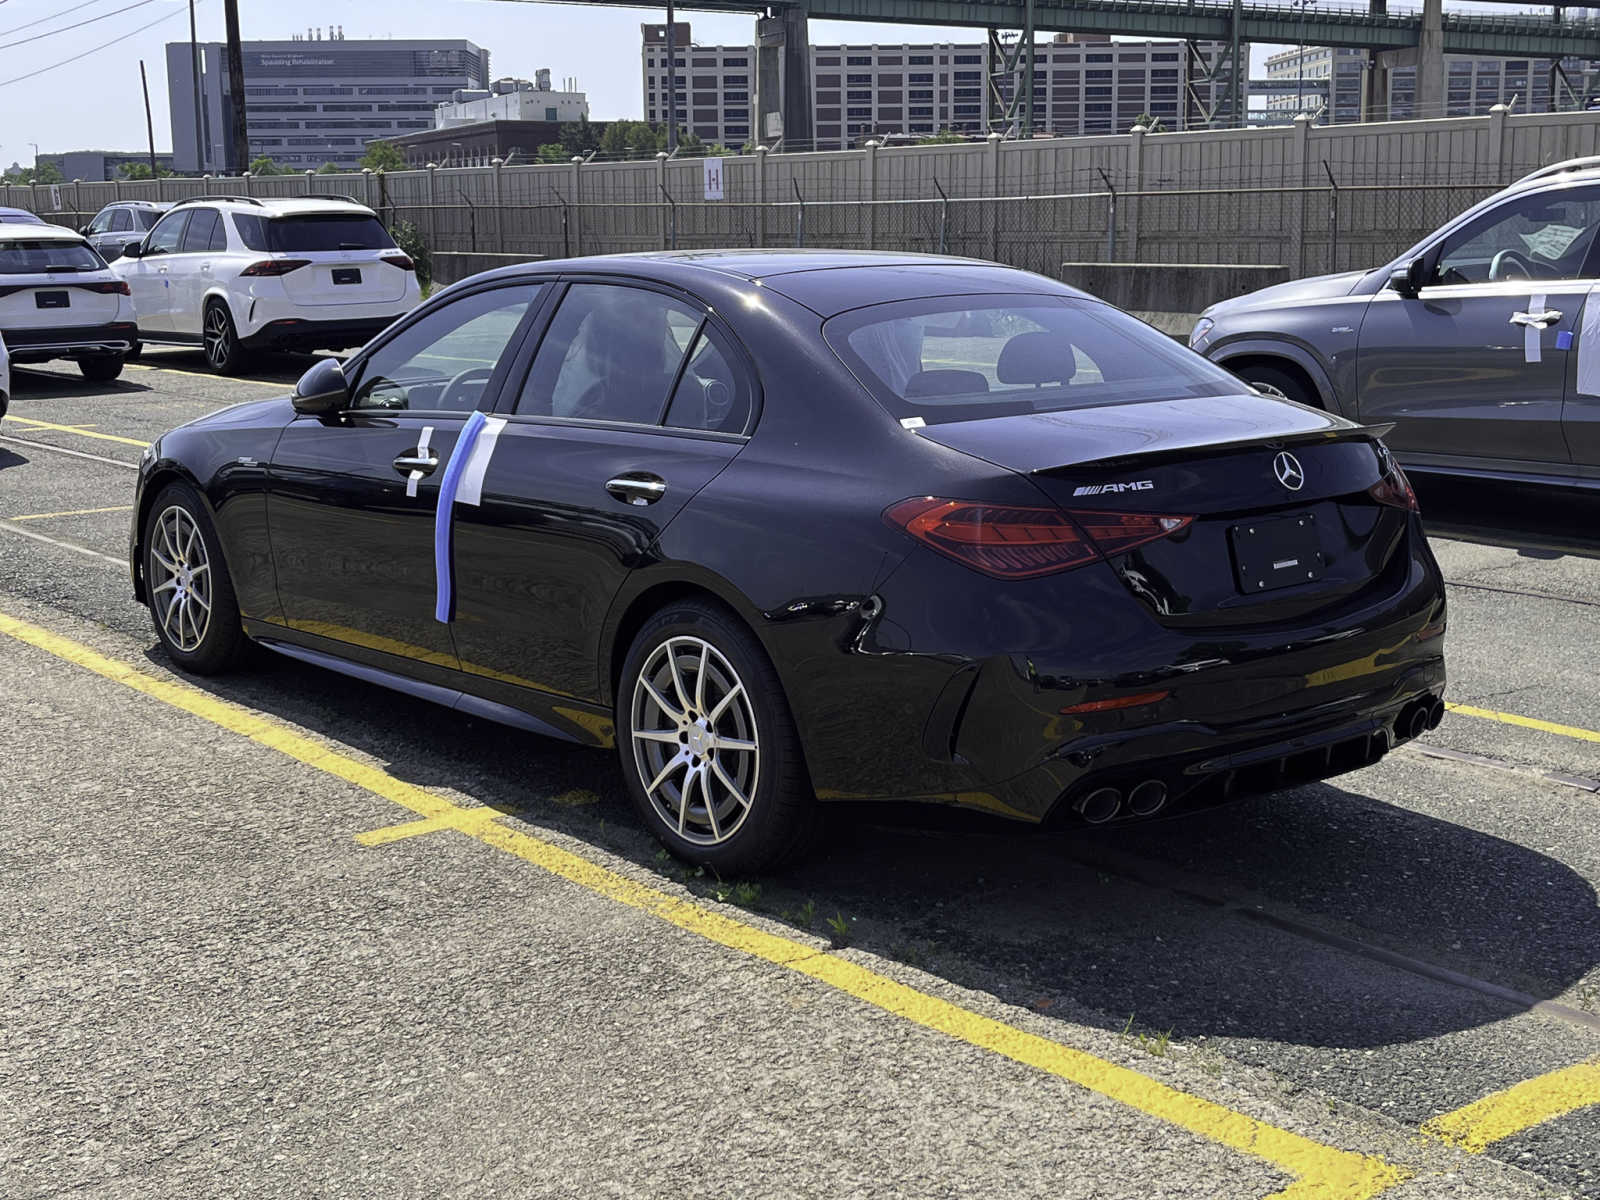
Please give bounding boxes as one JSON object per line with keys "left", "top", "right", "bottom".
{"left": 703, "top": 156, "right": 725, "bottom": 201}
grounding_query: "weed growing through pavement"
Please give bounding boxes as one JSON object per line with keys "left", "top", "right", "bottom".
{"left": 1119, "top": 1013, "right": 1173, "bottom": 1058}
{"left": 826, "top": 912, "right": 852, "bottom": 946}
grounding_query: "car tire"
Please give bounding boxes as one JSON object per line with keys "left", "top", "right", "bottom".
{"left": 143, "top": 481, "right": 249, "bottom": 675}
{"left": 78, "top": 355, "right": 124, "bottom": 383}
{"left": 617, "top": 599, "right": 818, "bottom": 874}
{"left": 1233, "top": 362, "right": 1319, "bottom": 409}
{"left": 202, "top": 300, "right": 251, "bottom": 376}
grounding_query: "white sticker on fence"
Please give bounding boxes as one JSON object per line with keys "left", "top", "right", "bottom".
{"left": 703, "top": 156, "right": 725, "bottom": 202}
{"left": 48, "top": 184, "right": 61, "bottom": 211}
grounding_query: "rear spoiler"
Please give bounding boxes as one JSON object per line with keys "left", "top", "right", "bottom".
{"left": 1030, "top": 421, "right": 1396, "bottom": 475}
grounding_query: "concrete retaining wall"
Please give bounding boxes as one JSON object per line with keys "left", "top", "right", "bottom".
{"left": 1060, "top": 262, "right": 1293, "bottom": 336}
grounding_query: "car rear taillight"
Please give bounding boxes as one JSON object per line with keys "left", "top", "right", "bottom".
{"left": 884, "top": 498, "right": 1193, "bottom": 579}
{"left": 380, "top": 252, "right": 415, "bottom": 271}
{"left": 1369, "top": 461, "right": 1419, "bottom": 511}
{"left": 81, "top": 280, "right": 131, "bottom": 295}
{"left": 238, "top": 258, "right": 311, "bottom": 277}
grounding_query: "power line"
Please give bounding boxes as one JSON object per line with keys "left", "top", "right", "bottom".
{"left": 0, "top": 0, "right": 108, "bottom": 40}
{"left": 0, "top": 1, "right": 194, "bottom": 89}
{"left": 0, "top": 0, "right": 164, "bottom": 51}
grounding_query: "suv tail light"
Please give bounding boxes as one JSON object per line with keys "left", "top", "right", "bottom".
{"left": 380, "top": 252, "right": 415, "bottom": 272}
{"left": 885, "top": 498, "right": 1193, "bottom": 579}
{"left": 239, "top": 258, "right": 311, "bottom": 278}
{"left": 1369, "top": 460, "right": 1419, "bottom": 511}
{"left": 79, "top": 280, "right": 131, "bottom": 295}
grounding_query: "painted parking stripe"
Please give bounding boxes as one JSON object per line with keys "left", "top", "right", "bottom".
{"left": 8, "top": 505, "right": 134, "bottom": 522}
{"left": 0, "top": 606, "right": 1407, "bottom": 1200}
{"left": 1446, "top": 702, "right": 1600, "bottom": 746}
{"left": 0, "top": 520, "right": 126, "bottom": 566}
{"left": 2, "top": 415, "right": 148, "bottom": 447}
{"left": 0, "top": 433, "right": 140, "bottom": 471}
{"left": 1422, "top": 1057, "right": 1600, "bottom": 1153}
{"left": 126, "top": 362, "right": 286, "bottom": 387}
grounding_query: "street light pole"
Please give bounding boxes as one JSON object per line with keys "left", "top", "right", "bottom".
{"left": 665, "top": 0, "right": 678, "bottom": 154}
{"left": 189, "top": 0, "right": 205, "bottom": 172}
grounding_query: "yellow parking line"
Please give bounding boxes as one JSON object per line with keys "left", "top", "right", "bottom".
{"left": 1445, "top": 702, "right": 1600, "bottom": 746}
{"left": 1422, "top": 1058, "right": 1600, "bottom": 1153}
{"left": 0, "top": 606, "right": 1409, "bottom": 1200}
{"left": 126, "top": 362, "right": 286, "bottom": 387}
{"left": 2, "top": 415, "right": 148, "bottom": 448}
{"left": 8, "top": 505, "right": 134, "bottom": 522}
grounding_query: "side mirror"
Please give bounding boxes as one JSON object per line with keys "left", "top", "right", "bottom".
{"left": 292, "top": 357, "right": 350, "bottom": 416}
{"left": 78, "top": 225, "right": 90, "bottom": 236}
{"left": 1389, "top": 256, "right": 1425, "bottom": 298}
{"left": 121, "top": 240, "right": 144, "bottom": 259}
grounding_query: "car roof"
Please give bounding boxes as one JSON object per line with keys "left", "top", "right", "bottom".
{"left": 105, "top": 200, "right": 170, "bottom": 209}
{"left": 0, "top": 223, "right": 86, "bottom": 244}
{"left": 464, "top": 250, "right": 1090, "bottom": 318}
{"left": 173, "top": 196, "right": 375, "bottom": 218}
{"left": 0, "top": 207, "right": 47, "bottom": 225}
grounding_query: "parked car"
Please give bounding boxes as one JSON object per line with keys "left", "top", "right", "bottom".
{"left": 0, "top": 206, "right": 46, "bottom": 226}
{"left": 0, "top": 330, "right": 10, "bottom": 419}
{"left": 80, "top": 200, "right": 168, "bottom": 262}
{"left": 0, "top": 223, "right": 135, "bottom": 382}
{"left": 1192, "top": 155, "right": 1600, "bottom": 487}
{"left": 130, "top": 252, "right": 1446, "bottom": 871}
{"left": 112, "top": 194, "right": 421, "bottom": 374}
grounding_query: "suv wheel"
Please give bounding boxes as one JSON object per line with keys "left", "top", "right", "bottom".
{"left": 202, "top": 301, "right": 250, "bottom": 375}
{"left": 1234, "top": 362, "right": 1319, "bottom": 409}
{"left": 143, "top": 481, "right": 249, "bottom": 674}
{"left": 78, "top": 355, "right": 124, "bottom": 383}
{"left": 617, "top": 599, "right": 818, "bottom": 874}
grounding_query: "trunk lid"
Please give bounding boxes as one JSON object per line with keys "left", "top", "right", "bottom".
{"left": 919, "top": 394, "right": 1410, "bottom": 627}
{"left": 0, "top": 276, "right": 123, "bottom": 328}
{"left": 278, "top": 252, "right": 410, "bottom": 307}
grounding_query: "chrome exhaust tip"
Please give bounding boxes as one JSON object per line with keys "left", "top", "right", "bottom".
{"left": 1076, "top": 786, "right": 1122, "bottom": 825}
{"left": 1126, "top": 779, "right": 1168, "bottom": 817}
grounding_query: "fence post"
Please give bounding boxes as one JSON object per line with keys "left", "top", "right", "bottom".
{"left": 491, "top": 157, "right": 505, "bottom": 253}
{"left": 986, "top": 131, "right": 1003, "bottom": 263}
{"left": 1488, "top": 102, "right": 1510, "bottom": 185}
{"left": 1290, "top": 113, "right": 1312, "bottom": 276}
{"left": 73, "top": 180, "right": 83, "bottom": 228}
{"left": 426, "top": 163, "right": 439, "bottom": 250}
{"left": 303, "top": 168, "right": 314, "bottom": 196}
{"left": 361, "top": 167, "right": 374, "bottom": 210}
{"left": 1126, "top": 123, "right": 1146, "bottom": 262}
{"left": 865, "top": 138, "right": 881, "bottom": 244}
{"left": 755, "top": 144, "right": 768, "bottom": 247}
{"left": 570, "top": 156, "right": 584, "bottom": 257}
{"left": 243, "top": 170, "right": 254, "bottom": 197}
{"left": 656, "top": 152, "right": 669, "bottom": 249}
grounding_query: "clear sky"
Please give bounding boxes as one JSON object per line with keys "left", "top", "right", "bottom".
{"left": 0, "top": 0, "right": 1384, "bottom": 166}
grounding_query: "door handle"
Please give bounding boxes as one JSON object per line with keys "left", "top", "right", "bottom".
{"left": 1509, "top": 309, "right": 1562, "bottom": 328}
{"left": 606, "top": 474, "right": 668, "bottom": 506}
{"left": 393, "top": 452, "right": 438, "bottom": 476}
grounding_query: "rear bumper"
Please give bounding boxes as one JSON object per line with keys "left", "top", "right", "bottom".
{"left": 1, "top": 321, "right": 137, "bottom": 360}
{"left": 240, "top": 315, "right": 405, "bottom": 354}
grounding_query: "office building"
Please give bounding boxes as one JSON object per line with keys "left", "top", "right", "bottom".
{"left": 435, "top": 71, "right": 588, "bottom": 127}
{"left": 37, "top": 150, "right": 176, "bottom": 182}
{"left": 1263, "top": 46, "right": 1594, "bottom": 123}
{"left": 642, "top": 25, "right": 1229, "bottom": 151}
{"left": 167, "top": 31, "right": 491, "bottom": 173}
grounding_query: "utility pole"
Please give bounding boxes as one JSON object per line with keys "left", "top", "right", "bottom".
{"left": 140, "top": 60, "right": 159, "bottom": 179}
{"left": 189, "top": 0, "right": 205, "bottom": 172}
{"left": 665, "top": 0, "right": 678, "bottom": 153}
{"left": 223, "top": 0, "right": 248, "bottom": 174}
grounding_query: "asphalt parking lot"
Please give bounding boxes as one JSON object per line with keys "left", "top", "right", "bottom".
{"left": 3, "top": 351, "right": 1599, "bottom": 1199}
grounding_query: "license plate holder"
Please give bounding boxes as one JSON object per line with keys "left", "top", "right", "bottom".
{"left": 35, "top": 290, "right": 69, "bottom": 309}
{"left": 1229, "top": 513, "right": 1324, "bottom": 594}
{"left": 331, "top": 267, "right": 361, "bottom": 286}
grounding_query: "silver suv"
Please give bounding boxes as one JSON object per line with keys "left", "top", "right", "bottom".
{"left": 1193, "top": 157, "right": 1600, "bottom": 488}
{"left": 81, "top": 201, "right": 169, "bottom": 262}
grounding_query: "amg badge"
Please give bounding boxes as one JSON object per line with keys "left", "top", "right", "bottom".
{"left": 1073, "top": 480, "right": 1155, "bottom": 497}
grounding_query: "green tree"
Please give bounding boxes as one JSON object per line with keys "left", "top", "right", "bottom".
{"left": 249, "top": 155, "right": 286, "bottom": 176}
{"left": 316, "top": 161, "right": 342, "bottom": 174}
{"left": 1133, "top": 113, "right": 1166, "bottom": 133}
{"left": 120, "top": 162, "right": 173, "bottom": 180}
{"left": 916, "top": 130, "right": 966, "bottom": 145}
{"left": 4, "top": 161, "right": 65, "bottom": 184}
{"left": 599, "top": 120, "right": 665, "bottom": 160}
{"left": 536, "top": 143, "right": 569, "bottom": 163}
{"left": 558, "top": 115, "right": 602, "bottom": 156}
{"left": 360, "top": 140, "right": 407, "bottom": 172}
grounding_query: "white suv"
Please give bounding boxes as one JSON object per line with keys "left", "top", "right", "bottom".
{"left": 0, "top": 223, "right": 137, "bottom": 383}
{"left": 112, "top": 195, "right": 421, "bottom": 374}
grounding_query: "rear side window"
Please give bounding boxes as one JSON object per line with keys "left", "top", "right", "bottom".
{"left": 235, "top": 212, "right": 394, "bottom": 253}
{"left": 0, "top": 240, "right": 104, "bottom": 274}
{"left": 664, "top": 326, "right": 751, "bottom": 434}
{"left": 825, "top": 296, "right": 1241, "bottom": 425}
{"left": 180, "top": 209, "right": 219, "bottom": 254}
{"left": 108, "top": 209, "right": 133, "bottom": 233}
{"left": 133, "top": 209, "right": 162, "bottom": 231}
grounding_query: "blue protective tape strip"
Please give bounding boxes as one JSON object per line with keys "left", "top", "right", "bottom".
{"left": 433, "top": 409, "right": 488, "bottom": 624}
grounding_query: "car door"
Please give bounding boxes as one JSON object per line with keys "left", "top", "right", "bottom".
{"left": 121, "top": 208, "right": 189, "bottom": 334}
{"left": 1355, "top": 184, "right": 1600, "bottom": 465}
{"left": 447, "top": 280, "right": 753, "bottom": 725}
{"left": 99, "top": 207, "right": 134, "bottom": 261}
{"left": 265, "top": 281, "right": 545, "bottom": 681}
{"left": 1566, "top": 288, "right": 1600, "bottom": 469}
{"left": 174, "top": 207, "right": 223, "bottom": 340}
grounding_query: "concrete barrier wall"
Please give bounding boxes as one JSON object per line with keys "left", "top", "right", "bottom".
{"left": 432, "top": 251, "right": 545, "bottom": 287}
{"left": 1059, "top": 262, "right": 1294, "bottom": 336}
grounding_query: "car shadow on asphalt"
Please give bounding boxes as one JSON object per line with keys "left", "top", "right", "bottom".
{"left": 9, "top": 367, "right": 152, "bottom": 398}
{"left": 148, "top": 639, "right": 1600, "bottom": 1057}
{"left": 134, "top": 348, "right": 330, "bottom": 388}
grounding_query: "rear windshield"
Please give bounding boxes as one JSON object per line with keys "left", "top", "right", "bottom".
{"left": 0, "top": 240, "right": 105, "bottom": 274}
{"left": 824, "top": 296, "right": 1243, "bottom": 425}
{"left": 233, "top": 212, "right": 394, "bottom": 253}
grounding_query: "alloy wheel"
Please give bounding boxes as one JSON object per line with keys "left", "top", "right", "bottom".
{"left": 148, "top": 505, "right": 213, "bottom": 653}
{"left": 203, "top": 307, "right": 231, "bottom": 370}
{"left": 630, "top": 635, "right": 760, "bottom": 846}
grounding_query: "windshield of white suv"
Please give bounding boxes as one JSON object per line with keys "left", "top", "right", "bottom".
{"left": 233, "top": 213, "right": 395, "bottom": 253}
{"left": 0, "top": 241, "right": 105, "bottom": 274}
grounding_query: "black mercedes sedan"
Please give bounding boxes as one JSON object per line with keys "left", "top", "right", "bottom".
{"left": 130, "top": 251, "right": 1447, "bottom": 871}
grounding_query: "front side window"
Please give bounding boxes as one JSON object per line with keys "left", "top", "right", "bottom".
{"left": 517, "top": 284, "right": 702, "bottom": 425}
{"left": 88, "top": 210, "right": 113, "bottom": 234}
{"left": 351, "top": 284, "right": 540, "bottom": 412}
{"left": 235, "top": 212, "right": 394, "bottom": 253}
{"left": 0, "top": 239, "right": 105, "bottom": 274}
{"left": 825, "top": 296, "right": 1241, "bottom": 425}
{"left": 180, "top": 209, "right": 219, "bottom": 254}
{"left": 143, "top": 211, "right": 190, "bottom": 256}
{"left": 1433, "top": 186, "right": 1600, "bottom": 285}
